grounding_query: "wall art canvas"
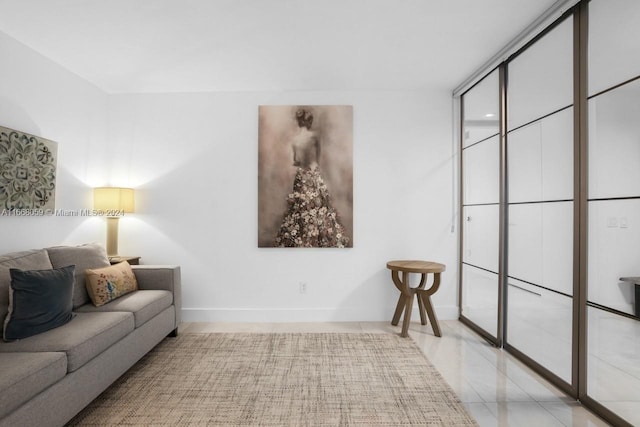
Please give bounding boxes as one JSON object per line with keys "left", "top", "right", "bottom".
{"left": 258, "top": 105, "right": 353, "bottom": 248}
{"left": 0, "top": 126, "right": 57, "bottom": 210}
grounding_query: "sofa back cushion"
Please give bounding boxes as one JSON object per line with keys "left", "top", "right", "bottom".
{"left": 47, "top": 244, "right": 110, "bottom": 308}
{"left": 0, "top": 249, "right": 53, "bottom": 321}
{"left": 3, "top": 265, "right": 76, "bottom": 341}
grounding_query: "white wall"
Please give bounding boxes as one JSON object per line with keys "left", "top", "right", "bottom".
{"left": 0, "top": 30, "right": 460, "bottom": 322}
{"left": 108, "top": 90, "right": 458, "bottom": 322}
{"left": 0, "top": 31, "right": 108, "bottom": 250}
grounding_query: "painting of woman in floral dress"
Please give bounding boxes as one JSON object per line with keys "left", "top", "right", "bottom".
{"left": 258, "top": 105, "right": 353, "bottom": 248}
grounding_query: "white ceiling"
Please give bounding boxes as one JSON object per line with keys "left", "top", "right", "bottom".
{"left": 0, "top": 0, "right": 559, "bottom": 94}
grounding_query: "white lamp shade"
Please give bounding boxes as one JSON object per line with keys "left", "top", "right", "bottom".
{"left": 93, "top": 187, "right": 135, "bottom": 213}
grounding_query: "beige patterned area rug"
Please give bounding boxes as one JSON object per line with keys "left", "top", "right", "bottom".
{"left": 68, "top": 333, "right": 478, "bottom": 426}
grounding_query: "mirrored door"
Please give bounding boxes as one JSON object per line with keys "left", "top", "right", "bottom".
{"left": 456, "top": 1, "right": 640, "bottom": 424}
{"left": 460, "top": 69, "right": 501, "bottom": 340}
{"left": 586, "top": 1, "right": 640, "bottom": 424}
{"left": 505, "top": 16, "right": 575, "bottom": 386}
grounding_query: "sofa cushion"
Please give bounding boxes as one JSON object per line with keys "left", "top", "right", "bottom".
{"left": 85, "top": 261, "right": 138, "bottom": 307}
{"left": 75, "top": 290, "right": 172, "bottom": 328}
{"left": 0, "top": 249, "right": 53, "bottom": 324}
{"left": 0, "top": 311, "right": 134, "bottom": 372}
{"left": 0, "top": 352, "right": 66, "bottom": 419}
{"left": 47, "top": 244, "right": 110, "bottom": 309}
{"left": 3, "top": 265, "right": 76, "bottom": 341}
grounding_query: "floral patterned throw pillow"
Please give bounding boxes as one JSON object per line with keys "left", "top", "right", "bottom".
{"left": 85, "top": 261, "right": 138, "bottom": 307}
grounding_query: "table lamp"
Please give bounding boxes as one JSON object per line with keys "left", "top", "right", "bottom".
{"left": 93, "top": 187, "right": 135, "bottom": 258}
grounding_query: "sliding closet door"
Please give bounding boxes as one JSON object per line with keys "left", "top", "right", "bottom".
{"left": 505, "top": 17, "right": 575, "bottom": 385}
{"left": 460, "top": 69, "right": 500, "bottom": 340}
{"left": 586, "top": 0, "right": 640, "bottom": 424}
{"left": 456, "top": 1, "right": 640, "bottom": 423}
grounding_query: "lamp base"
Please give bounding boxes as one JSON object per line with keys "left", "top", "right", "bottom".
{"left": 106, "top": 217, "right": 119, "bottom": 257}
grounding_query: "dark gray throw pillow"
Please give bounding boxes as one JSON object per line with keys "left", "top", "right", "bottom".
{"left": 3, "top": 265, "right": 76, "bottom": 341}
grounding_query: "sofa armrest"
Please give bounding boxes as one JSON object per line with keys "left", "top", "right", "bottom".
{"left": 131, "top": 265, "right": 181, "bottom": 327}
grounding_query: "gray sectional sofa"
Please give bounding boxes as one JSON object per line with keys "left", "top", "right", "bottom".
{"left": 0, "top": 244, "right": 181, "bottom": 427}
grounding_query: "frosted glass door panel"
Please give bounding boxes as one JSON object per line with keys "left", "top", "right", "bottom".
{"left": 463, "top": 69, "right": 499, "bottom": 148}
{"left": 588, "top": 199, "right": 640, "bottom": 315}
{"left": 463, "top": 205, "right": 499, "bottom": 273}
{"left": 509, "top": 202, "right": 573, "bottom": 297}
{"left": 589, "top": 0, "right": 640, "bottom": 96}
{"left": 508, "top": 204, "right": 542, "bottom": 285}
{"left": 508, "top": 108, "right": 574, "bottom": 203}
{"left": 462, "top": 264, "right": 498, "bottom": 336}
{"left": 508, "top": 122, "right": 543, "bottom": 202}
{"left": 540, "top": 108, "right": 574, "bottom": 201}
{"left": 507, "top": 277, "right": 573, "bottom": 383}
{"left": 541, "top": 202, "right": 574, "bottom": 296}
{"left": 463, "top": 136, "right": 499, "bottom": 205}
{"left": 508, "top": 18, "right": 573, "bottom": 130}
{"left": 588, "top": 80, "right": 640, "bottom": 199}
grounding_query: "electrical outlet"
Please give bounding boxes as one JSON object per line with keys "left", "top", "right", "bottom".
{"left": 607, "top": 217, "right": 618, "bottom": 228}
{"left": 299, "top": 282, "right": 307, "bottom": 294}
{"left": 620, "top": 217, "right": 628, "bottom": 228}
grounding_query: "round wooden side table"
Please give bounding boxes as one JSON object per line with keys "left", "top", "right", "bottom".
{"left": 387, "top": 260, "right": 446, "bottom": 338}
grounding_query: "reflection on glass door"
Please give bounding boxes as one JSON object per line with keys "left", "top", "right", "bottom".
{"left": 456, "top": 1, "right": 640, "bottom": 424}
{"left": 460, "top": 69, "right": 500, "bottom": 339}
{"left": 505, "top": 17, "right": 574, "bottom": 384}
{"left": 587, "top": 1, "right": 640, "bottom": 424}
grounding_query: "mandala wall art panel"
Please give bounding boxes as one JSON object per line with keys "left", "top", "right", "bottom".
{"left": 258, "top": 105, "right": 353, "bottom": 248}
{"left": 0, "top": 126, "right": 57, "bottom": 211}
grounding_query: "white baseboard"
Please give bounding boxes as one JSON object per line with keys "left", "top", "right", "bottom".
{"left": 181, "top": 305, "right": 459, "bottom": 323}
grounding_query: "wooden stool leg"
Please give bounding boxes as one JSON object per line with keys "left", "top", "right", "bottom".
{"left": 420, "top": 293, "right": 441, "bottom": 337}
{"left": 417, "top": 292, "right": 428, "bottom": 325}
{"left": 401, "top": 293, "right": 414, "bottom": 338}
{"left": 391, "top": 294, "right": 405, "bottom": 326}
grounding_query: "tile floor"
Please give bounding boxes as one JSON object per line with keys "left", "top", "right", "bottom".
{"left": 464, "top": 277, "right": 640, "bottom": 426}
{"left": 181, "top": 320, "right": 611, "bottom": 427}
